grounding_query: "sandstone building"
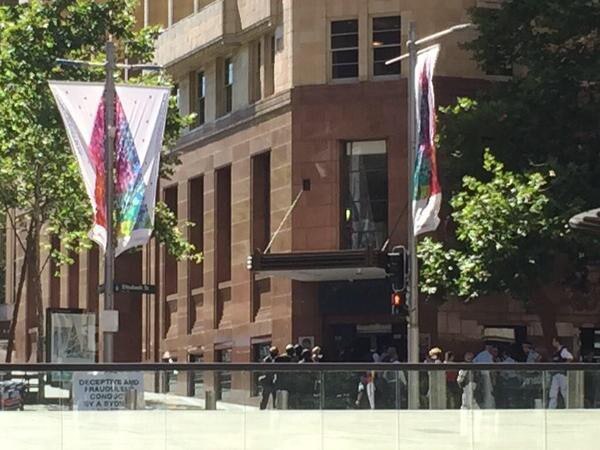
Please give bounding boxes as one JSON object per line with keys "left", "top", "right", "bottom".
{"left": 5, "top": 0, "right": 600, "bottom": 400}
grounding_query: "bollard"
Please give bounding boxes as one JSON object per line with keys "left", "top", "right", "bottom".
{"left": 276, "top": 390, "right": 289, "bottom": 410}
{"left": 205, "top": 390, "right": 217, "bottom": 410}
{"left": 428, "top": 371, "right": 446, "bottom": 409}
{"left": 125, "top": 389, "right": 138, "bottom": 410}
{"left": 567, "top": 371, "right": 584, "bottom": 409}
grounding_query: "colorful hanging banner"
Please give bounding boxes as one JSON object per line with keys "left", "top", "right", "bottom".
{"left": 49, "top": 82, "right": 170, "bottom": 255}
{"left": 413, "top": 44, "right": 441, "bottom": 236}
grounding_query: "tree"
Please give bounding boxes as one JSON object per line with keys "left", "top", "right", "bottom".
{"left": 418, "top": 0, "right": 600, "bottom": 341}
{"left": 0, "top": 0, "right": 200, "bottom": 362}
{"left": 0, "top": 213, "right": 5, "bottom": 305}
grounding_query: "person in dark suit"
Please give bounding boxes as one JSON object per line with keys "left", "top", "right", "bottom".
{"left": 275, "top": 345, "right": 295, "bottom": 407}
{"left": 259, "top": 346, "right": 279, "bottom": 410}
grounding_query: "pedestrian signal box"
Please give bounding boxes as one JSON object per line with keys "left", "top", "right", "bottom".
{"left": 386, "top": 245, "right": 407, "bottom": 293}
{"left": 391, "top": 292, "right": 405, "bottom": 316}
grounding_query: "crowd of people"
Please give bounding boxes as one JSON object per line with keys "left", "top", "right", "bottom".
{"left": 258, "top": 337, "right": 588, "bottom": 410}
{"left": 424, "top": 337, "right": 574, "bottom": 410}
{"left": 258, "top": 344, "right": 323, "bottom": 410}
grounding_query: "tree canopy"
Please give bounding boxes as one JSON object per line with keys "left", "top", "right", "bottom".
{"left": 0, "top": 0, "right": 200, "bottom": 361}
{"left": 0, "top": 0, "right": 200, "bottom": 261}
{"left": 419, "top": 0, "right": 600, "bottom": 304}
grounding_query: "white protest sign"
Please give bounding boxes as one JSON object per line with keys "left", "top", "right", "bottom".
{"left": 72, "top": 372, "right": 144, "bottom": 410}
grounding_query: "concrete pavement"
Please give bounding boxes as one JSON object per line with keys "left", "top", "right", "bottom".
{"left": 1, "top": 408, "right": 596, "bottom": 450}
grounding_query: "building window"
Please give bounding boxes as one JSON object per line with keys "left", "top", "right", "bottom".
{"left": 224, "top": 58, "right": 233, "bottom": 114}
{"left": 342, "top": 140, "right": 388, "bottom": 249}
{"left": 331, "top": 19, "right": 359, "bottom": 79}
{"left": 251, "top": 340, "right": 271, "bottom": 396}
{"left": 215, "top": 347, "right": 232, "bottom": 400}
{"left": 188, "top": 354, "right": 204, "bottom": 397}
{"left": 250, "top": 40, "right": 262, "bottom": 103}
{"left": 68, "top": 252, "right": 79, "bottom": 308}
{"left": 163, "top": 356, "right": 178, "bottom": 393}
{"left": 163, "top": 185, "right": 178, "bottom": 296}
{"left": 190, "top": 70, "right": 206, "bottom": 127}
{"left": 215, "top": 166, "right": 231, "bottom": 284}
{"left": 251, "top": 152, "right": 271, "bottom": 251}
{"left": 189, "top": 176, "right": 204, "bottom": 289}
{"left": 372, "top": 16, "right": 401, "bottom": 76}
{"left": 86, "top": 246, "right": 99, "bottom": 314}
{"left": 264, "top": 33, "right": 275, "bottom": 97}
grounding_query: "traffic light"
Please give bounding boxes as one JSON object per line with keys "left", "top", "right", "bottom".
{"left": 391, "top": 291, "right": 405, "bottom": 316}
{"left": 386, "top": 245, "right": 407, "bottom": 292}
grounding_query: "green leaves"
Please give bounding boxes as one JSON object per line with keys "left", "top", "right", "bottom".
{"left": 419, "top": 151, "right": 551, "bottom": 301}
{"left": 420, "top": 0, "right": 600, "bottom": 303}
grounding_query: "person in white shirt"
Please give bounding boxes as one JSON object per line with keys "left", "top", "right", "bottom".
{"left": 548, "top": 337, "right": 574, "bottom": 408}
{"left": 473, "top": 343, "right": 497, "bottom": 408}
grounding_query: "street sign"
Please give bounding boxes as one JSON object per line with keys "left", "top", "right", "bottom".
{"left": 98, "top": 283, "right": 156, "bottom": 295}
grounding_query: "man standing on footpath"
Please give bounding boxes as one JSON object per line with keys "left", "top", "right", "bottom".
{"left": 259, "top": 346, "right": 279, "bottom": 410}
{"left": 548, "top": 337, "right": 574, "bottom": 409}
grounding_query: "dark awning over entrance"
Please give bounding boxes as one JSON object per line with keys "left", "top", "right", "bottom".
{"left": 569, "top": 208, "right": 600, "bottom": 235}
{"left": 247, "top": 249, "right": 388, "bottom": 282}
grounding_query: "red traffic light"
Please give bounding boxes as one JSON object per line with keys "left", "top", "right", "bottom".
{"left": 391, "top": 292, "right": 403, "bottom": 306}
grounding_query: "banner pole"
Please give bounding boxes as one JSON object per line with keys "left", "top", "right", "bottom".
{"left": 406, "top": 21, "right": 420, "bottom": 408}
{"left": 103, "top": 41, "right": 116, "bottom": 363}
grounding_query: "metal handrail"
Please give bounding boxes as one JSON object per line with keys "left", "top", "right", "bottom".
{"left": 0, "top": 362, "right": 597, "bottom": 372}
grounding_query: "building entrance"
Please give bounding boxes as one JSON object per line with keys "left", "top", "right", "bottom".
{"left": 326, "top": 322, "right": 407, "bottom": 362}
{"left": 318, "top": 279, "right": 406, "bottom": 362}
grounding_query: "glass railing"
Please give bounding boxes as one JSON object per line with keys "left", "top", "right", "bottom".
{"left": 0, "top": 363, "right": 596, "bottom": 449}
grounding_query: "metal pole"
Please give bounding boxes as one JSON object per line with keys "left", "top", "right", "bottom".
{"left": 103, "top": 41, "right": 116, "bottom": 363}
{"left": 385, "top": 23, "right": 474, "bottom": 66}
{"left": 168, "top": 0, "right": 174, "bottom": 27}
{"left": 406, "top": 21, "right": 420, "bottom": 409}
{"left": 143, "top": 0, "right": 149, "bottom": 27}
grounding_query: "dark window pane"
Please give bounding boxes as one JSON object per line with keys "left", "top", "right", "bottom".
{"left": 331, "top": 34, "right": 359, "bottom": 49}
{"left": 332, "top": 49, "right": 358, "bottom": 64}
{"left": 370, "top": 201, "right": 388, "bottom": 223}
{"left": 374, "top": 61, "right": 400, "bottom": 76}
{"left": 197, "top": 98, "right": 205, "bottom": 125}
{"left": 351, "top": 154, "right": 387, "bottom": 171}
{"left": 216, "top": 349, "right": 232, "bottom": 400}
{"left": 331, "top": 19, "right": 358, "bottom": 34}
{"left": 373, "top": 16, "right": 401, "bottom": 31}
{"left": 373, "top": 30, "right": 401, "bottom": 46}
{"left": 332, "top": 64, "right": 358, "bottom": 79}
{"left": 366, "top": 175, "right": 388, "bottom": 202}
{"left": 374, "top": 46, "right": 402, "bottom": 61}
{"left": 225, "top": 86, "right": 232, "bottom": 113}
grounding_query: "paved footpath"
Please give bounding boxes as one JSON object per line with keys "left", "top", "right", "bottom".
{"left": 1, "top": 409, "right": 596, "bottom": 449}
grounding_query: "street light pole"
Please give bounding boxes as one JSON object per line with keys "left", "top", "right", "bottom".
{"left": 387, "top": 21, "right": 474, "bottom": 408}
{"left": 406, "top": 21, "right": 420, "bottom": 408}
{"left": 103, "top": 41, "right": 116, "bottom": 363}
{"left": 55, "top": 46, "right": 164, "bottom": 363}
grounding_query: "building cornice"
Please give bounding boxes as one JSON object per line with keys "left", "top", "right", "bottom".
{"left": 171, "top": 89, "right": 291, "bottom": 155}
